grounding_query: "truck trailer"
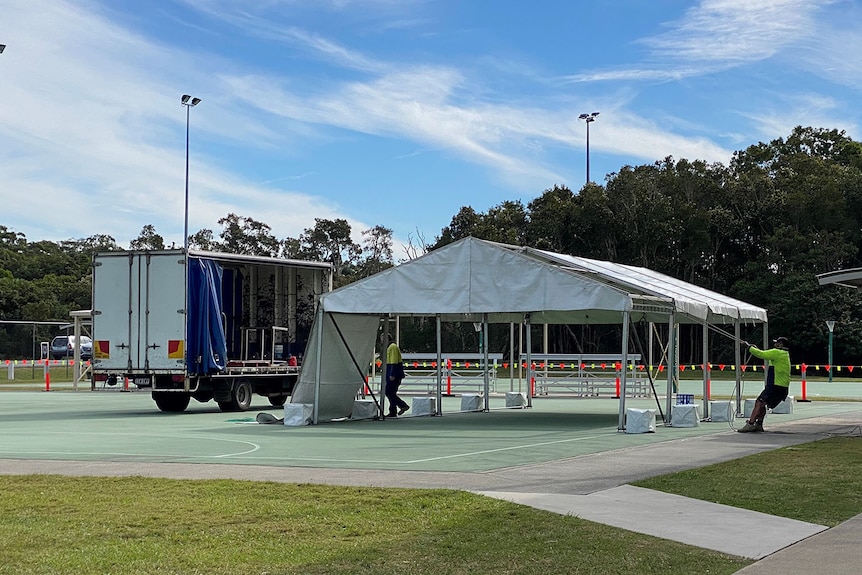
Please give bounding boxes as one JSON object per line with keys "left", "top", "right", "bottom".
{"left": 91, "top": 249, "right": 332, "bottom": 412}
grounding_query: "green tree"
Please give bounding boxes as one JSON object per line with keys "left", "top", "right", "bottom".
{"left": 189, "top": 228, "right": 218, "bottom": 251}
{"left": 217, "top": 213, "right": 281, "bottom": 257}
{"left": 526, "top": 185, "right": 578, "bottom": 252}
{"left": 433, "top": 206, "right": 482, "bottom": 248}
{"left": 355, "top": 225, "right": 394, "bottom": 278}
{"left": 129, "top": 225, "right": 165, "bottom": 251}
{"left": 292, "top": 219, "right": 361, "bottom": 287}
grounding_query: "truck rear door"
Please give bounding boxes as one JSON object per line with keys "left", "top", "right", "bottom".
{"left": 92, "top": 251, "right": 186, "bottom": 373}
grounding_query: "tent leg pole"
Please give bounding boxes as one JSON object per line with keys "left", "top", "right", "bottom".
{"left": 436, "top": 314, "right": 442, "bottom": 416}
{"left": 509, "top": 322, "right": 515, "bottom": 392}
{"left": 702, "top": 322, "right": 709, "bottom": 419}
{"left": 483, "top": 314, "right": 490, "bottom": 411}
{"left": 735, "top": 319, "right": 741, "bottom": 415}
{"left": 525, "top": 314, "right": 532, "bottom": 408}
{"left": 382, "top": 317, "right": 390, "bottom": 420}
{"left": 518, "top": 322, "right": 524, "bottom": 393}
{"left": 666, "top": 312, "right": 675, "bottom": 424}
{"left": 618, "top": 311, "right": 629, "bottom": 431}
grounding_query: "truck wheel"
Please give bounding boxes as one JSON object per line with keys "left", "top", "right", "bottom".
{"left": 228, "top": 379, "right": 254, "bottom": 411}
{"left": 269, "top": 395, "right": 288, "bottom": 407}
{"left": 153, "top": 392, "right": 191, "bottom": 412}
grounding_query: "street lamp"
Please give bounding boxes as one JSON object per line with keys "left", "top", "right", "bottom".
{"left": 0, "top": 44, "right": 6, "bottom": 54}
{"left": 826, "top": 320, "right": 835, "bottom": 384}
{"left": 578, "top": 111, "right": 599, "bottom": 184}
{"left": 181, "top": 94, "right": 201, "bottom": 253}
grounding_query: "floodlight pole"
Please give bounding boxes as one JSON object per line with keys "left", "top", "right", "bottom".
{"left": 181, "top": 95, "right": 201, "bottom": 255}
{"left": 578, "top": 112, "right": 599, "bottom": 184}
{"left": 181, "top": 94, "right": 201, "bottom": 374}
{"left": 826, "top": 320, "right": 835, "bottom": 384}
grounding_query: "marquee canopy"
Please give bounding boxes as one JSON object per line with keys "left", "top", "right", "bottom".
{"left": 292, "top": 237, "right": 767, "bottom": 423}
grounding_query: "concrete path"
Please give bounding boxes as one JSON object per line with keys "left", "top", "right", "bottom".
{"left": 733, "top": 512, "right": 862, "bottom": 574}
{"left": 479, "top": 485, "right": 826, "bottom": 560}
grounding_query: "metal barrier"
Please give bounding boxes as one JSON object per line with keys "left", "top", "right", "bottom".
{"left": 520, "top": 354, "right": 649, "bottom": 398}
{"left": 400, "top": 353, "right": 502, "bottom": 395}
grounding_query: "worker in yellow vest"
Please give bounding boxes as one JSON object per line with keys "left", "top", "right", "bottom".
{"left": 385, "top": 342, "right": 409, "bottom": 418}
{"left": 738, "top": 337, "right": 791, "bottom": 433}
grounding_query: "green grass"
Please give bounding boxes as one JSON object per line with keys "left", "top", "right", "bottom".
{"left": 0, "top": 364, "right": 84, "bottom": 385}
{"left": 635, "top": 436, "right": 862, "bottom": 526}
{"left": 0, "top": 477, "right": 748, "bottom": 575}
{"left": 3, "top": 437, "right": 862, "bottom": 574}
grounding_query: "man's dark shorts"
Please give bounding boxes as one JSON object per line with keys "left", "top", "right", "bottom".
{"left": 758, "top": 384, "right": 789, "bottom": 409}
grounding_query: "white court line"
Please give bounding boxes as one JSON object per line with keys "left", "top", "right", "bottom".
{"left": 0, "top": 434, "right": 261, "bottom": 459}
{"left": 405, "top": 429, "right": 620, "bottom": 463}
{"left": 0, "top": 428, "right": 631, "bottom": 467}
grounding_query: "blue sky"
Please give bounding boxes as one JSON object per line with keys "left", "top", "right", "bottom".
{"left": 1, "top": 0, "right": 860, "bottom": 258}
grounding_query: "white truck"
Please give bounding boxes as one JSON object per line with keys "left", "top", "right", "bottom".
{"left": 91, "top": 249, "right": 331, "bottom": 412}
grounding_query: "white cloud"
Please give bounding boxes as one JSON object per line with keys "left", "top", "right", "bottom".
{"left": 741, "top": 93, "right": 857, "bottom": 142}
{"left": 642, "top": 0, "right": 829, "bottom": 63}
{"left": 6, "top": 0, "right": 827, "bottom": 252}
{"left": 0, "top": 0, "right": 351, "bottom": 246}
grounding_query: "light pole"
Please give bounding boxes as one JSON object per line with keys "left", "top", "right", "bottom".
{"left": 0, "top": 44, "right": 6, "bottom": 54}
{"left": 181, "top": 95, "right": 201, "bottom": 254}
{"left": 826, "top": 320, "right": 835, "bottom": 384}
{"left": 181, "top": 95, "right": 200, "bottom": 370}
{"left": 578, "top": 111, "right": 599, "bottom": 184}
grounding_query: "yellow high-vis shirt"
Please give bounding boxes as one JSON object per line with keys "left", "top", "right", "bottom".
{"left": 386, "top": 343, "right": 402, "bottom": 364}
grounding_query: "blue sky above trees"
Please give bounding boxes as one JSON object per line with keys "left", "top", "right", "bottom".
{"left": 2, "top": 0, "right": 861, "bottom": 255}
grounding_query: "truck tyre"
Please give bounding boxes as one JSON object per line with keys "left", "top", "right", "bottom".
{"left": 222, "top": 379, "right": 253, "bottom": 412}
{"left": 268, "top": 395, "right": 288, "bottom": 407}
{"left": 153, "top": 392, "right": 191, "bottom": 412}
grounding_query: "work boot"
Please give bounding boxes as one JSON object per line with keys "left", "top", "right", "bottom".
{"left": 737, "top": 422, "right": 758, "bottom": 433}
{"left": 754, "top": 423, "right": 764, "bottom": 432}
{"left": 398, "top": 405, "right": 409, "bottom": 415}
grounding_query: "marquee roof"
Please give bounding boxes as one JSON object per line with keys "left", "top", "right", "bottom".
{"left": 320, "top": 237, "right": 767, "bottom": 325}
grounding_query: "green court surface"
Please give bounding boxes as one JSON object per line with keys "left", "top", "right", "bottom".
{"left": 2, "top": 386, "right": 862, "bottom": 473}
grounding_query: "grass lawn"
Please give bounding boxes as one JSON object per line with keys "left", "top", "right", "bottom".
{"left": 2, "top": 440, "right": 861, "bottom": 574}
{"left": 0, "top": 363, "right": 85, "bottom": 385}
{"left": 1, "top": 478, "right": 747, "bottom": 575}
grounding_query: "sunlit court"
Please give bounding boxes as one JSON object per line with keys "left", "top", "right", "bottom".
{"left": 2, "top": 386, "right": 861, "bottom": 474}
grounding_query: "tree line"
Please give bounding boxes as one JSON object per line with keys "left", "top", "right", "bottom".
{"left": 2, "top": 126, "right": 861, "bottom": 367}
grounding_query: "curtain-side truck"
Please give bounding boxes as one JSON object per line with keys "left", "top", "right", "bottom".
{"left": 91, "top": 249, "right": 332, "bottom": 412}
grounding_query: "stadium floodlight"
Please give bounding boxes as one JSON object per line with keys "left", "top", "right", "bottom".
{"left": 578, "top": 112, "right": 600, "bottom": 184}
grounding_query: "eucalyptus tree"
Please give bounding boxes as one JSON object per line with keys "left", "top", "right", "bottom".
{"left": 217, "top": 213, "right": 281, "bottom": 257}
{"left": 129, "top": 224, "right": 165, "bottom": 251}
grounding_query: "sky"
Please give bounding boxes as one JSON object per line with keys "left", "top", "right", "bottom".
{"left": 2, "top": 0, "right": 861, "bottom": 258}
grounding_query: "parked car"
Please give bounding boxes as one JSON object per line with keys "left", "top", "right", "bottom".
{"left": 50, "top": 335, "right": 93, "bottom": 361}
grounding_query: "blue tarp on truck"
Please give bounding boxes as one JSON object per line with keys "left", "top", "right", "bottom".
{"left": 187, "top": 257, "right": 228, "bottom": 375}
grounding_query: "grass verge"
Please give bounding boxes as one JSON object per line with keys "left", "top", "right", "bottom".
{"left": 0, "top": 476, "right": 748, "bottom": 575}
{"left": 635, "top": 436, "right": 862, "bottom": 526}
{"left": 3, "top": 437, "right": 861, "bottom": 574}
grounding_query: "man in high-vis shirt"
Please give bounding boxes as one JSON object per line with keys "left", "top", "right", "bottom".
{"left": 385, "top": 342, "right": 409, "bottom": 417}
{"left": 738, "top": 337, "right": 791, "bottom": 433}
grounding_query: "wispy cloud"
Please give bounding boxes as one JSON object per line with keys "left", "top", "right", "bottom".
{"left": 5, "top": 0, "right": 846, "bottom": 252}
{"left": 742, "top": 92, "right": 856, "bottom": 141}
{"left": 642, "top": 0, "right": 828, "bottom": 63}
{"left": 569, "top": 0, "right": 834, "bottom": 85}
